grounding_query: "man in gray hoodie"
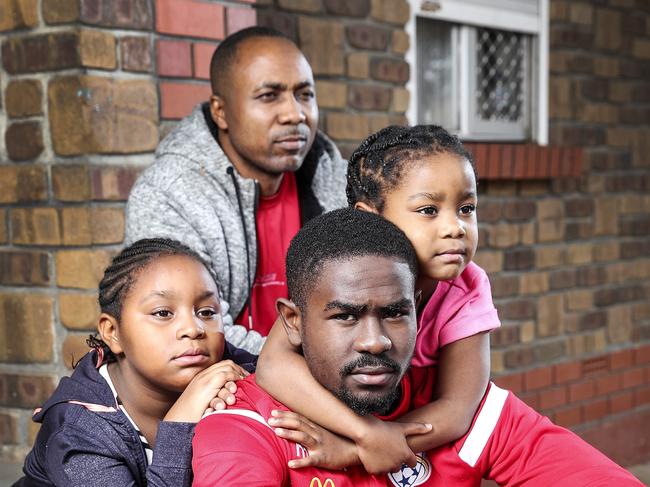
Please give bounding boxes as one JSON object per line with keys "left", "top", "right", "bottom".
{"left": 125, "top": 27, "right": 347, "bottom": 355}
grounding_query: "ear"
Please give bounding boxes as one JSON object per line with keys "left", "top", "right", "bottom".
{"left": 209, "top": 94, "right": 228, "bottom": 131}
{"left": 354, "top": 201, "right": 379, "bottom": 214}
{"left": 97, "top": 313, "right": 124, "bottom": 356}
{"left": 275, "top": 298, "right": 303, "bottom": 348}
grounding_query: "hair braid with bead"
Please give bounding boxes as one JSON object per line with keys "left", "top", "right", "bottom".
{"left": 86, "top": 238, "right": 212, "bottom": 363}
{"left": 346, "top": 125, "right": 477, "bottom": 212}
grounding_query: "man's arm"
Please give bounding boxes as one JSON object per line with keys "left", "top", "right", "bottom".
{"left": 192, "top": 411, "right": 288, "bottom": 487}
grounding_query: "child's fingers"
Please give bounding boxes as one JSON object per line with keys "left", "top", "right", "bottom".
{"left": 288, "top": 456, "right": 319, "bottom": 469}
{"left": 209, "top": 397, "right": 227, "bottom": 410}
{"left": 216, "top": 386, "right": 236, "bottom": 405}
{"left": 400, "top": 421, "right": 432, "bottom": 437}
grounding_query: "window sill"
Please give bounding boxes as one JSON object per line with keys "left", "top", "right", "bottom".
{"left": 463, "top": 143, "right": 583, "bottom": 180}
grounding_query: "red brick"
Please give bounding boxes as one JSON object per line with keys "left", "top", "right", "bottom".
{"left": 493, "top": 373, "right": 524, "bottom": 394}
{"left": 594, "top": 373, "right": 622, "bottom": 396}
{"left": 156, "top": 0, "right": 224, "bottom": 39}
{"left": 157, "top": 39, "right": 191, "bottom": 77}
{"left": 538, "top": 385, "right": 568, "bottom": 410}
{"left": 635, "top": 385, "right": 650, "bottom": 407}
{"left": 193, "top": 42, "right": 216, "bottom": 80}
{"left": 622, "top": 368, "right": 645, "bottom": 389}
{"left": 555, "top": 405, "right": 583, "bottom": 428}
{"left": 569, "top": 379, "right": 596, "bottom": 403}
{"left": 582, "top": 398, "right": 609, "bottom": 422}
{"left": 524, "top": 367, "right": 553, "bottom": 391}
{"left": 582, "top": 355, "right": 609, "bottom": 375}
{"left": 226, "top": 6, "right": 256, "bottom": 35}
{"left": 553, "top": 361, "right": 582, "bottom": 384}
{"left": 120, "top": 36, "right": 152, "bottom": 73}
{"left": 519, "top": 391, "right": 539, "bottom": 410}
{"left": 609, "top": 391, "right": 634, "bottom": 414}
{"left": 609, "top": 348, "right": 635, "bottom": 370}
{"left": 634, "top": 344, "right": 650, "bottom": 365}
{"left": 160, "top": 81, "right": 211, "bottom": 120}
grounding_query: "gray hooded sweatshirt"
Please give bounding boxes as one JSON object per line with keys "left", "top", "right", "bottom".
{"left": 125, "top": 103, "right": 347, "bottom": 354}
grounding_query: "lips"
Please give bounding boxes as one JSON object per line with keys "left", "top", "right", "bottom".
{"left": 173, "top": 348, "right": 209, "bottom": 366}
{"left": 349, "top": 366, "right": 397, "bottom": 387}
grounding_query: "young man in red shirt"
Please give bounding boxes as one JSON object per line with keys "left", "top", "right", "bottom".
{"left": 192, "top": 208, "right": 642, "bottom": 487}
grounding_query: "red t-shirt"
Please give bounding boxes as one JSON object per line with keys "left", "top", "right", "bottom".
{"left": 192, "top": 370, "right": 641, "bottom": 486}
{"left": 236, "top": 172, "right": 301, "bottom": 336}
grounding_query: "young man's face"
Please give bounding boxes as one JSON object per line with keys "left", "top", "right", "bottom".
{"left": 211, "top": 37, "right": 318, "bottom": 180}
{"left": 296, "top": 255, "right": 417, "bottom": 416}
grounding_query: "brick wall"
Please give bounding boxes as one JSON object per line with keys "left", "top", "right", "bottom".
{"left": 0, "top": 0, "right": 649, "bottom": 466}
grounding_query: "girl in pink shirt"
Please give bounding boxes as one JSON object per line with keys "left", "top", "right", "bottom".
{"left": 258, "top": 125, "right": 500, "bottom": 473}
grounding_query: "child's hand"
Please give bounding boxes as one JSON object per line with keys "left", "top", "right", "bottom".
{"left": 204, "top": 380, "right": 238, "bottom": 414}
{"left": 164, "top": 360, "right": 248, "bottom": 423}
{"left": 355, "top": 418, "right": 432, "bottom": 475}
{"left": 268, "top": 410, "right": 359, "bottom": 470}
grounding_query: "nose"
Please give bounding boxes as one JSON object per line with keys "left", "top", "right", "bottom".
{"left": 278, "top": 95, "right": 307, "bottom": 125}
{"left": 176, "top": 313, "right": 206, "bottom": 340}
{"left": 439, "top": 211, "right": 466, "bottom": 239}
{"left": 353, "top": 318, "right": 392, "bottom": 355}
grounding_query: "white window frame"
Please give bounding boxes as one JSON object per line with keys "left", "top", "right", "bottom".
{"left": 405, "top": 0, "right": 549, "bottom": 145}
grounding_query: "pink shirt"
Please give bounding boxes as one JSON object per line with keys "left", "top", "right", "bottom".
{"left": 412, "top": 262, "right": 500, "bottom": 368}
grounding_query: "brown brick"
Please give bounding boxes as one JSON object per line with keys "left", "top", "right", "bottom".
{"left": 566, "top": 243, "right": 593, "bottom": 265}
{"left": 326, "top": 112, "right": 369, "bottom": 141}
{"left": 48, "top": 76, "right": 158, "bottom": 156}
{"left": 52, "top": 164, "right": 91, "bottom": 201}
{"left": 278, "top": 0, "right": 321, "bottom": 12}
{"left": 489, "top": 275, "right": 519, "bottom": 298}
{"left": 549, "top": 268, "right": 577, "bottom": 290}
{"left": 0, "top": 165, "right": 47, "bottom": 204}
{"left": 549, "top": 77, "right": 574, "bottom": 119}
{"left": 61, "top": 207, "right": 92, "bottom": 245}
{"left": 504, "top": 346, "right": 535, "bottom": 369}
{"left": 90, "top": 166, "right": 141, "bottom": 201}
{"left": 595, "top": 285, "right": 645, "bottom": 307}
{"left": 595, "top": 8, "right": 622, "bottom": 51}
{"left": 569, "top": 2, "right": 593, "bottom": 24}
{"left": 497, "top": 298, "right": 536, "bottom": 320}
{"left": 0, "top": 373, "right": 55, "bottom": 408}
{"left": 607, "top": 306, "right": 633, "bottom": 344}
{"left": 120, "top": 36, "right": 152, "bottom": 73}
{"left": 315, "top": 81, "right": 346, "bottom": 109}
{"left": 490, "top": 350, "right": 505, "bottom": 373}
{"left": 488, "top": 223, "right": 520, "bottom": 248}
{"left": 256, "top": 10, "right": 297, "bottom": 42}
{"left": 391, "top": 30, "right": 409, "bottom": 54}
{"left": 0, "top": 250, "right": 50, "bottom": 286}
{"left": 534, "top": 339, "right": 566, "bottom": 364}
{"left": 503, "top": 248, "right": 534, "bottom": 271}
{"left": 391, "top": 87, "right": 409, "bottom": 112}
{"left": 11, "top": 208, "right": 61, "bottom": 245}
{"left": 28, "top": 418, "right": 41, "bottom": 444}
{"left": 491, "top": 325, "right": 519, "bottom": 348}
{"left": 79, "top": 29, "right": 116, "bottom": 69}
{"left": 593, "top": 57, "right": 619, "bottom": 78}
{"left": 503, "top": 201, "right": 535, "bottom": 222}
{"left": 576, "top": 266, "right": 607, "bottom": 287}
{"left": 536, "top": 246, "right": 564, "bottom": 269}
{"left": 5, "top": 121, "right": 44, "bottom": 161}
{"left": 323, "top": 0, "right": 369, "bottom": 16}
{"left": 62, "top": 334, "right": 92, "bottom": 369}
{"left": 56, "top": 249, "right": 113, "bottom": 289}
{"left": 298, "top": 17, "right": 344, "bottom": 76}
{"left": 370, "top": 0, "right": 409, "bottom": 24}
{"left": 520, "top": 272, "right": 549, "bottom": 295}
{"left": 0, "top": 293, "right": 53, "bottom": 363}
{"left": 632, "top": 39, "right": 650, "bottom": 60}
{"left": 566, "top": 289, "right": 593, "bottom": 312}
{"left": 91, "top": 206, "right": 125, "bottom": 244}
{"left": 348, "top": 84, "right": 391, "bottom": 111}
{"left": 473, "top": 250, "right": 502, "bottom": 273}
{"left": 43, "top": 0, "right": 79, "bottom": 23}
{"left": 538, "top": 294, "right": 564, "bottom": 337}
{"left": 0, "top": 412, "right": 19, "bottom": 445}
{"left": 577, "top": 311, "right": 606, "bottom": 332}
{"left": 370, "top": 57, "right": 409, "bottom": 83}
{"left": 347, "top": 52, "right": 369, "bottom": 79}
{"left": 346, "top": 24, "right": 389, "bottom": 50}
{"left": 80, "top": 0, "right": 152, "bottom": 29}
{"left": 593, "top": 197, "right": 619, "bottom": 236}
{"left": 0, "top": 0, "right": 38, "bottom": 31}
{"left": 550, "top": 25, "right": 593, "bottom": 49}
{"left": 5, "top": 79, "right": 42, "bottom": 118}
{"left": 0, "top": 209, "right": 6, "bottom": 244}
{"left": 477, "top": 200, "right": 502, "bottom": 223}
{"left": 2, "top": 32, "right": 80, "bottom": 73}
{"left": 59, "top": 292, "right": 99, "bottom": 330}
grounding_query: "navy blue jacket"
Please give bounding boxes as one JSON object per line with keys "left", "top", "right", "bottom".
{"left": 13, "top": 345, "right": 256, "bottom": 487}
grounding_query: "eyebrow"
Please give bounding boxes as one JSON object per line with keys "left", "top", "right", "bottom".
{"left": 382, "top": 298, "right": 414, "bottom": 314}
{"left": 139, "top": 290, "right": 216, "bottom": 304}
{"left": 407, "top": 190, "right": 477, "bottom": 202}
{"left": 323, "top": 298, "right": 412, "bottom": 314}
{"left": 254, "top": 80, "right": 314, "bottom": 92}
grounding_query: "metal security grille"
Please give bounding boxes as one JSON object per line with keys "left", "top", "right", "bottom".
{"left": 475, "top": 27, "right": 527, "bottom": 123}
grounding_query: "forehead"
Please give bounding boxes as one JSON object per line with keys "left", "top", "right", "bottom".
{"left": 232, "top": 37, "right": 312, "bottom": 83}
{"left": 309, "top": 255, "right": 414, "bottom": 308}
{"left": 129, "top": 255, "right": 216, "bottom": 294}
{"left": 397, "top": 153, "right": 476, "bottom": 191}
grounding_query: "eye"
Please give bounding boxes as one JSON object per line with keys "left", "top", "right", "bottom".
{"left": 197, "top": 307, "right": 218, "bottom": 319}
{"left": 297, "top": 90, "right": 315, "bottom": 101}
{"left": 416, "top": 206, "right": 438, "bottom": 216}
{"left": 332, "top": 313, "right": 357, "bottom": 323}
{"left": 152, "top": 309, "right": 173, "bottom": 319}
{"left": 459, "top": 204, "right": 476, "bottom": 216}
{"left": 257, "top": 91, "right": 278, "bottom": 101}
{"left": 383, "top": 308, "right": 410, "bottom": 320}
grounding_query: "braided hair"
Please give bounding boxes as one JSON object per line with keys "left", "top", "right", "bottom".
{"left": 87, "top": 238, "right": 212, "bottom": 363}
{"left": 346, "top": 125, "right": 476, "bottom": 213}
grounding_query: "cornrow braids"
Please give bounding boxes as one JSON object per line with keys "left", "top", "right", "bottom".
{"left": 87, "top": 238, "right": 213, "bottom": 363}
{"left": 346, "top": 125, "right": 476, "bottom": 212}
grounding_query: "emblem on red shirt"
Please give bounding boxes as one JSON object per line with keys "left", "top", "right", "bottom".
{"left": 309, "top": 478, "right": 335, "bottom": 487}
{"left": 387, "top": 452, "right": 432, "bottom": 486}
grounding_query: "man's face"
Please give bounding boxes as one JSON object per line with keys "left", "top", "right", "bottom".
{"left": 212, "top": 37, "right": 318, "bottom": 179}
{"left": 298, "top": 255, "right": 417, "bottom": 416}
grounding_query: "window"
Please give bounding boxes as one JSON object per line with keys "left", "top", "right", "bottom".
{"left": 406, "top": 0, "right": 549, "bottom": 144}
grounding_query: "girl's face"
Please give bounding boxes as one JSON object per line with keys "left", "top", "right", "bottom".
{"left": 111, "top": 255, "right": 225, "bottom": 394}
{"left": 378, "top": 153, "right": 478, "bottom": 284}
